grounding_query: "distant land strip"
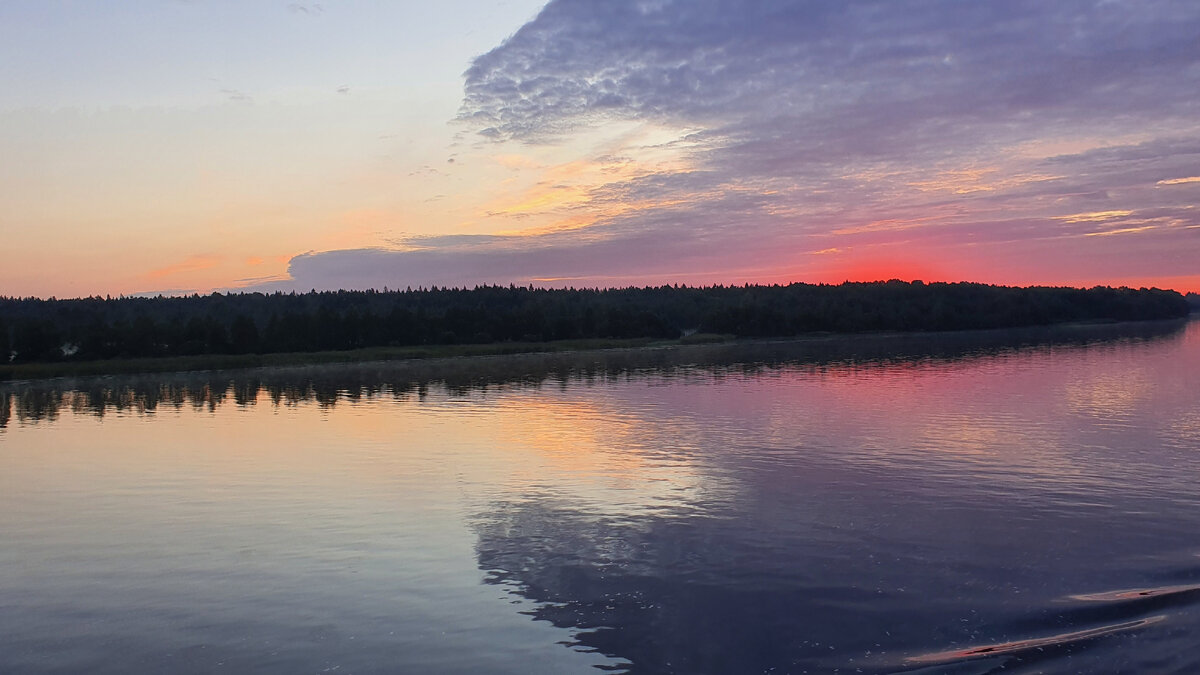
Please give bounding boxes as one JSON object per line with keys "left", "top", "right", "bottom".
{"left": 0, "top": 281, "right": 1192, "bottom": 380}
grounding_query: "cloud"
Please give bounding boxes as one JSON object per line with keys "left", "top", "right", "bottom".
{"left": 220, "top": 88, "right": 252, "bottom": 104}
{"left": 287, "top": 3, "right": 324, "bottom": 15}
{"left": 147, "top": 254, "right": 222, "bottom": 280}
{"left": 233, "top": 274, "right": 289, "bottom": 284}
{"left": 1054, "top": 211, "right": 1134, "bottom": 224}
{"left": 460, "top": 0, "right": 1200, "bottom": 149}
{"left": 256, "top": 229, "right": 773, "bottom": 292}
{"left": 457, "top": 0, "right": 1200, "bottom": 204}
{"left": 266, "top": 0, "right": 1200, "bottom": 292}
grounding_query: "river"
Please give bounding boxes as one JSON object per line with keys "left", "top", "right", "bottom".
{"left": 2, "top": 319, "right": 1198, "bottom": 673}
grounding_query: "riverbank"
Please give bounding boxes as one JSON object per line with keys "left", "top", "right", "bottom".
{"left": 0, "top": 334, "right": 735, "bottom": 382}
{"left": 3, "top": 315, "right": 1192, "bottom": 384}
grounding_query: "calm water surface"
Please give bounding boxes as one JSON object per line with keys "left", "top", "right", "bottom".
{"left": 2, "top": 321, "right": 1199, "bottom": 674}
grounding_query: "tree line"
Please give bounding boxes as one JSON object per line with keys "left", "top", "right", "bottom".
{"left": 0, "top": 281, "right": 1189, "bottom": 364}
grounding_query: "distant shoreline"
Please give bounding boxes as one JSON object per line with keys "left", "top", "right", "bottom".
{"left": 1, "top": 281, "right": 1190, "bottom": 379}
{"left": 2, "top": 316, "right": 1191, "bottom": 385}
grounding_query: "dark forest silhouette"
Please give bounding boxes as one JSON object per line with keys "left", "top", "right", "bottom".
{"left": 0, "top": 281, "right": 1189, "bottom": 365}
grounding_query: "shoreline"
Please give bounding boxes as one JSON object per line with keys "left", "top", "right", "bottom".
{"left": 0, "top": 336, "right": 694, "bottom": 383}
{"left": 1, "top": 316, "right": 1191, "bottom": 386}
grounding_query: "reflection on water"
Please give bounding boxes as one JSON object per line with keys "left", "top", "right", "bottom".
{"left": 904, "top": 616, "right": 1166, "bottom": 667}
{"left": 0, "top": 319, "right": 1186, "bottom": 424}
{"left": 1069, "top": 584, "right": 1200, "bottom": 602}
{"left": 1, "top": 318, "right": 1198, "bottom": 674}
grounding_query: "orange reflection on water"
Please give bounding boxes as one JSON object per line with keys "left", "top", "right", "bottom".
{"left": 476, "top": 392, "right": 726, "bottom": 516}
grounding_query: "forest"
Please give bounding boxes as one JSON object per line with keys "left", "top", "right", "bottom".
{"left": 0, "top": 281, "right": 1190, "bottom": 365}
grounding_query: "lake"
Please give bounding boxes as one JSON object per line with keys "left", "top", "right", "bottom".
{"left": 2, "top": 319, "right": 1198, "bottom": 674}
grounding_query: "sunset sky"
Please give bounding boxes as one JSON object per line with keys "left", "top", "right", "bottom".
{"left": 2, "top": 0, "right": 1198, "bottom": 299}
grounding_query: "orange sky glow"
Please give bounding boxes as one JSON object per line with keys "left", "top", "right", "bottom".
{"left": 1, "top": 2, "right": 1197, "bottom": 298}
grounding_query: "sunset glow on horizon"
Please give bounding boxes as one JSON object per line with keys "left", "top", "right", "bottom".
{"left": 2, "top": 1, "right": 1198, "bottom": 299}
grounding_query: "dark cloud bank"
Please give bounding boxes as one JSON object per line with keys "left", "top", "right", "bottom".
{"left": 261, "top": 0, "right": 1200, "bottom": 292}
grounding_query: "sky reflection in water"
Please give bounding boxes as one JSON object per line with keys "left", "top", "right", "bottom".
{"left": 1, "top": 320, "right": 1199, "bottom": 673}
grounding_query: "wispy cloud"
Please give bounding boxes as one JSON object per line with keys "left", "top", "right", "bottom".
{"left": 147, "top": 254, "right": 222, "bottom": 280}
{"left": 1054, "top": 211, "right": 1134, "bottom": 224}
{"left": 232, "top": 274, "right": 289, "bottom": 285}
{"left": 220, "top": 88, "right": 252, "bottom": 104}
{"left": 1083, "top": 226, "right": 1158, "bottom": 237}
{"left": 287, "top": 3, "right": 324, "bottom": 16}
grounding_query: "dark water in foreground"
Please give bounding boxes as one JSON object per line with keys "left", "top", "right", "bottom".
{"left": 2, "top": 320, "right": 1199, "bottom": 674}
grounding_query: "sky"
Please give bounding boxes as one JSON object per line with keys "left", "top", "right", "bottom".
{"left": 1, "top": 0, "right": 1198, "bottom": 299}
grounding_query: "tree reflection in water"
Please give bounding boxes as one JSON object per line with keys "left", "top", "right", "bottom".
{"left": 1, "top": 319, "right": 1184, "bottom": 426}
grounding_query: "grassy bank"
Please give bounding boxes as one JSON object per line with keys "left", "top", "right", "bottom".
{"left": 2, "top": 314, "right": 1189, "bottom": 382}
{"left": 0, "top": 334, "right": 736, "bottom": 381}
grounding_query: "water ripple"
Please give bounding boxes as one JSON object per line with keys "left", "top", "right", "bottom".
{"left": 1068, "top": 583, "right": 1200, "bottom": 603}
{"left": 903, "top": 616, "right": 1164, "bottom": 667}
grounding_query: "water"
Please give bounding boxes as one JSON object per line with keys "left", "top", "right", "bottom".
{"left": 2, "top": 320, "right": 1198, "bottom": 674}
